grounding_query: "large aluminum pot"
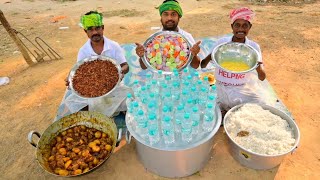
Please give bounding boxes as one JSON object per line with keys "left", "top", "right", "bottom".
{"left": 68, "top": 55, "right": 122, "bottom": 99}
{"left": 223, "top": 103, "right": 300, "bottom": 170}
{"left": 211, "top": 42, "right": 260, "bottom": 74}
{"left": 27, "top": 111, "right": 121, "bottom": 177}
{"left": 125, "top": 106, "right": 222, "bottom": 178}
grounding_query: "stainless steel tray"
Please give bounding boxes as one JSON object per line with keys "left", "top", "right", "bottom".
{"left": 68, "top": 55, "right": 122, "bottom": 99}
{"left": 142, "top": 31, "right": 193, "bottom": 75}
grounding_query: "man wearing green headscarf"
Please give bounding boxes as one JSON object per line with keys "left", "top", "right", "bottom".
{"left": 65, "top": 11, "right": 131, "bottom": 117}
{"left": 135, "top": 0, "right": 201, "bottom": 69}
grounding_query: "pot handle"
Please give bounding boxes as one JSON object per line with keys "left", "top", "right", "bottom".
{"left": 116, "top": 128, "right": 122, "bottom": 147}
{"left": 125, "top": 129, "right": 132, "bottom": 144}
{"left": 27, "top": 131, "right": 41, "bottom": 148}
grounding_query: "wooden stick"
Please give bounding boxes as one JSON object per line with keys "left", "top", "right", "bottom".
{"left": 0, "top": 10, "right": 35, "bottom": 66}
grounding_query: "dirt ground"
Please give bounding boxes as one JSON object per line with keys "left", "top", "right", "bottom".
{"left": 0, "top": 0, "right": 319, "bottom": 179}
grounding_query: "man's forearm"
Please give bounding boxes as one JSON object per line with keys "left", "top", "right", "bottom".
{"left": 190, "top": 56, "right": 200, "bottom": 69}
{"left": 139, "top": 58, "right": 147, "bottom": 69}
{"left": 200, "top": 54, "right": 212, "bottom": 68}
{"left": 256, "top": 64, "right": 266, "bottom": 81}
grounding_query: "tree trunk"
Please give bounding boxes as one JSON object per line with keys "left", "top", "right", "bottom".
{"left": 0, "top": 10, "right": 35, "bottom": 66}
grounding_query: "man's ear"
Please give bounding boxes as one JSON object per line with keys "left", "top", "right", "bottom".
{"left": 84, "top": 29, "right": 87, "bottom": 33}
{"left": 102, "top": 25, "right": 104, "bottom": 30}
{"left": 231, "top": 24, "right": 233, "bottom": 29}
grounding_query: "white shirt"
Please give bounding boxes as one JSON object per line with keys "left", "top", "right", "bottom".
{"left": 213, "top": 36, "right": 263, "bottom": 86}
{"left": 77, "top": 36, "right": 126, "bottom": 65}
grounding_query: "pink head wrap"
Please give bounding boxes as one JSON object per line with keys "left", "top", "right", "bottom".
{"left": 229, "top": 7, "right": 255, "bottom": 24}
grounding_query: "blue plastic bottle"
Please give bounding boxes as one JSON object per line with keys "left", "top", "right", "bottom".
{"left": 148, "top": 113, "right": 160, "bottom": 145}
{"left": 132, "top": 80, "right": 140, "bottom": 98}
{"left": 136, "top": 110, "right": 148, "bottom": 139}
{"left": 191, "top": 106, "right": 200, "bottom": 135}
{"left": 181, "top": 113, "right": 193, "bottom": 142}
{"left": 202, "top": 103, "right": 215, "bottom": 132}
{"left": 126, "top": 93, "right": 134, "bottom": 114}
{"left": 174, "top": 104, "right": 185, "bottom": 133}
{"left": 162, "top": 116, "right": 175, "bottom": 144}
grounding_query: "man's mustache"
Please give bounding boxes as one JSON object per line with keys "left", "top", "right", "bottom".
{"left": 92, "top": 34, "right": 101, "bottom": 38}
{"left": 165, "top": 20, "right": 175, "bottom": 24}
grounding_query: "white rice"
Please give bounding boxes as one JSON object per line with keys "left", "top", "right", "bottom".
{"left": 225, "top": 104, "right": 296, "bottom": 155}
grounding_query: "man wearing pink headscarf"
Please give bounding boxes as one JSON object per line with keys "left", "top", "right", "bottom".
{"left": 201, "top": 7, "right": 267, "bottom": 111}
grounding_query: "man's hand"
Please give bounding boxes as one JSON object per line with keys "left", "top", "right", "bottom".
{"left": 120, "top": 62, "right": 129, "bottom": 73}
{"left": 65, "top": 77, "right": 70, "bottom": 89}
{"left": 135, "top": 43, "right": 147, "bottom": 69}
{"left": 135, "top": 43, "right": 145, "bottom": 57}
{"left": 190, "top": 41, "right": 201, "bottom": 56}
{"left": 256, "top": 63, "right": 266, "bottom": 81}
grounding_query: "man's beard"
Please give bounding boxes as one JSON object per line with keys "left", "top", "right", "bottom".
{"left": 162, "top": 20, "right": 179, "bottom": 31}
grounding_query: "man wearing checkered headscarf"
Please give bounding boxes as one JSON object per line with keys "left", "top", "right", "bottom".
{"left": 229, "top": 7, "right": 255, "bottom": 24}
{"left": 201, "top": 7, "right": 267, "bottom": 112}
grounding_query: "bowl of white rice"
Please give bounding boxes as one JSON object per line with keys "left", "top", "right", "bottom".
{"left": 223, "top": 103, "right": 300, "bottom": 170}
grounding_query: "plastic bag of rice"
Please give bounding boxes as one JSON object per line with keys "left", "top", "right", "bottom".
{"left": 225, "top": 104, "right": 295, "bottom": 155}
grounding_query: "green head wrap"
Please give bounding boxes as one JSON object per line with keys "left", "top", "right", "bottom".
{"left": 80, "top": 11, "right": 104, "bottom": 30}
{"left": 159, "top": 1, "right": 183, "bottom": 17}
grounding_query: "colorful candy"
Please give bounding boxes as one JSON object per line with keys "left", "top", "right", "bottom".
{"left": 145, "top": 33, "right": 190, "bottom": 71}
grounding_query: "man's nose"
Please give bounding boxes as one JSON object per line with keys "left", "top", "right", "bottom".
{"left": 238, "top": 26, "right": 245, "bottom": 31}
{"left": 167, "top": 14, "right": 174, "bottom": 20}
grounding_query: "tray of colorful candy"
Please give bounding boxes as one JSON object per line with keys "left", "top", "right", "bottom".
{"left": 142, "top": 31, "right": 192, "bottom": 74}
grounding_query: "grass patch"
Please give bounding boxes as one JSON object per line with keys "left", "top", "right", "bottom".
{"left": 102, "top": 9, "right": 144, "bottom": 18}
{"left": 53, "top": 0, "right": 77, "bottom": 2}
{"left": 247, "top": 0, "right": 316, "bottom": 3}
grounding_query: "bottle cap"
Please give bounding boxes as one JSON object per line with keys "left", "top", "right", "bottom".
{"left": 138, "top": 110, "right": 144, "bottom": 115}
{"left": 162, "top": 84, "right": 168, "bottom": 88}
{"left": 207, "top": 103, "right": 213, "bottom": 108}
{"left": 148, "top": 114, "right": 156, "bottom": 120}
{"left": 177, "top": 104, "right": 184, "bottom": 110}
{"left": 133, "top": 102, "right": 139, "bottom": 107}
{"left": 151, "top": 80, "right": 157, "bottom": 84}
{"left": 208, "top": 95, "right": 215, "bottom": 100}
{"left": 184, "top": 113, "right": 190, "bottom": 119}
{"left": 164, "top": 116, "right": 170, "bottom": 122}
{"left": 162, "top": 106, "right": 169, "bottom": 112}
{"left": 192, "top": 107, "right": 198, "bottom": 112}
{"left": 148, "top": 103, "right": 155, "bottom": 108}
